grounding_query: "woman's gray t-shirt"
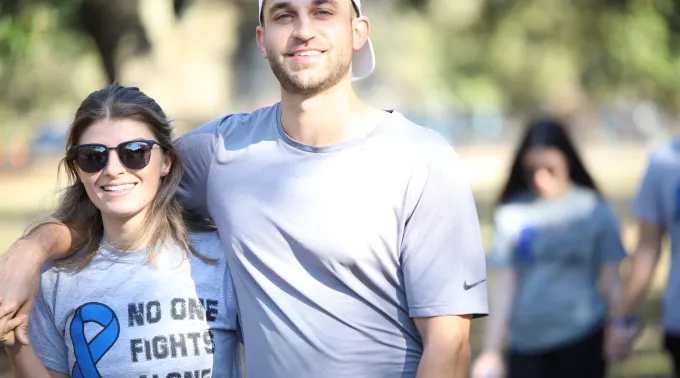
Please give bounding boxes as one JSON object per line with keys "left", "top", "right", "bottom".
{"left": 28, "top": 232, "right": 241, "bottom": 378}
{"left": 489, "top": 187, "right": 627, "bottom": 352}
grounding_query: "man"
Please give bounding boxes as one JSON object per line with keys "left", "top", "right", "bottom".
{"left": 0, "top": 0, "right": 489, "bottom": 376}
{"left": 606, "top": 139, "right": 680, "bottom": 376}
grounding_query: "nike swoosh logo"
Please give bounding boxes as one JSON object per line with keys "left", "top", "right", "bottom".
{"left": 463, "top": 279, "right": 486, "bottom": 290}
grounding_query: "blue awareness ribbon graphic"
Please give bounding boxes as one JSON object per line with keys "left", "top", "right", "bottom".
{"left": 70, "top": 302, "right": 120, "bottom": 378}
{"left": 516, "top": 226, "right": 537, "bottom": 262}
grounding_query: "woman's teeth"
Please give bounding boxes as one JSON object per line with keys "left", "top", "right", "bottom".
{"left": 103, "top": 184, "right": 135, "bottom": 192}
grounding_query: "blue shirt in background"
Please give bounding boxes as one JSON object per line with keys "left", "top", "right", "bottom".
{"left": 633, "top": 139, "right": 680, "bottom": 336}
{"left": 489, "top": 187, "right": 627, "bottom": 353}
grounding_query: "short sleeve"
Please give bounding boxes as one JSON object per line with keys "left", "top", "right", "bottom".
{"left": 401, "top": 143, "right": 488, "bottom": 319}
{"left": 175, "top": 119, "right": 221, "bottom": 219}
{"left": 595, "top": 201, "right": 628, "bottom": 264}
{"left": 28, "top": 277, "right": 69, "bottom": 374}
{"left": 632, "top": 155, "right": 664, "bottom": 226}
{"left": 487, "top": 211, "right": 515, "bottom": 269}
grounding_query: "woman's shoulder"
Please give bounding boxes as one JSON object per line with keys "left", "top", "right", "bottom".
{"left": 565, "top": 186, "right": 622, "bottom": 229}
{"left": 570, "top": 186, "right": 613, "bottom": 210}
{"left": 188, "top": 231, "right": 226, "bottom": 261}
{"left": 494, "top": 191, "right": 535, "bottom": 218}
{"left": 38, "top": 261, "right": 61, "bottom": 286}
{"left": 500, "top": 191, "right": 535, "bottom": 206}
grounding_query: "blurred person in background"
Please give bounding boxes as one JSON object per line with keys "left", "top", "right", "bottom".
{"left": 471, "top": 118, "right": 627, "bottom": 378}
{"left": 0, "top": 0, "right": 489, "bottom": 377}
{"left": 607, "top": 138, "right": 680, "bottom": 377}
{"left": 1, "top": 84, "right": 241, "bottom": 378}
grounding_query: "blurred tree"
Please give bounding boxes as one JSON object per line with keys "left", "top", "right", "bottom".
{"left": 0, "top": 0, "right": 86, "bottom": 134}
{"left": 1, "top": 0, "right": 680, "bottom": 131}
{"left": 79, "top": 0, "right": 150, "bottom": 84}
{"left": 0, "top": 0, "right": 247, "bottom": 128}
{"left": 415, "top": 0, "right": 680, "bottom": 116}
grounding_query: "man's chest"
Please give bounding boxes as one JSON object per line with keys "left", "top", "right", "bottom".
{"left": 206, "top": 153, "right": 413, "bottom": 262}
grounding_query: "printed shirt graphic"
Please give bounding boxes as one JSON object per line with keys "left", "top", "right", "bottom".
{"left": 489, "top": 187, "right": 627, "bottom": 352}
{"left": 70, "top": 302, "right": 120, "bottom": 378}
{"left": 176, "top": 103, "right": 489, "bottom": 378}
{"left": 29, "top": 232, "right": 240, "bottom": 378}
{"left": 632, "top": 139, "right": 680, "bottom": 334}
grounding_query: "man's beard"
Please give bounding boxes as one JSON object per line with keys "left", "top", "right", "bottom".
{"left": 268, "top": 48, "right": 352, "bottom": 96}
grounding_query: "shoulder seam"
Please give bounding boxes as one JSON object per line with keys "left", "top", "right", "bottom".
{"left": 205, "top": 116, "right": 232, "bottom": 218}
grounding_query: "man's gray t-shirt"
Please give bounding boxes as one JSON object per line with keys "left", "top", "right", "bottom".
{"left": 633, "top": 139, "right": 680, "bottom": 335}
{"left": 176, "top": 102, "right": 489, "bottom": 378}
{"left": 489, "top": 187, "right": 627, "bottom": 352}
{"left": 29, "top": 232, "right": 241, "bottom": 378}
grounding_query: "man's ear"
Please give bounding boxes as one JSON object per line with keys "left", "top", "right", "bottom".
{"left": 352, "top": 16, "right": 370, "bottom": 51}
{"left": 256, "top": 26, "right": 269, "bottom": 59}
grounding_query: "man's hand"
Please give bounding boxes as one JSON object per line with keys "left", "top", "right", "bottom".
{"left": 414, "top": 315, "right": 472, "bottom": 378}
{"left": 0, "top": 238, "right": 47, "bottom": 345}
{"left": 0, "top": 307, "right": 28, "bottom": 348}
{"left": 605, "top": 319, "right": 642, "bottom": 361}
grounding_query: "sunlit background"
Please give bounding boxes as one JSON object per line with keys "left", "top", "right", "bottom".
{"left": 1, "top": 0, "right": 680, "bottom": 376}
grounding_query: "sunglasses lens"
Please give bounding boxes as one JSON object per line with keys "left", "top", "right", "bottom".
{"left": 75, "top": 145, "right": 108, "bottom": 173}
{"left": 119, "top": 141, "right": 153, "bottom": 170}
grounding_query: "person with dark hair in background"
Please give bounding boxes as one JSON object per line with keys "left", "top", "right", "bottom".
{"left": 471, "top": 118, "right": 627, "bottom": 378}
{"left": 0, "top": 84, "right": 241, "bottom": 378}
{"left": 606, "top": 136, "right": 680, "bottom": 377}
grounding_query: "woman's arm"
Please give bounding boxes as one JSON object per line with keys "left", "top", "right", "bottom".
{"left": 595, "top": 201, "right": 639, "bottom": 360}
{"left": 481, "top": 268, "right": 516, "bottom": 353}
{"left": 471, "top": 267, "right": 517, "bottom": 378}
{"left": 6, "top": 343, "right": 69, "bottom": 378}
{"left": 3, "top": 316, "right": 69, "bottom": 378}
{"left": 600, "top": 264, "right": 623, "bottom": 315}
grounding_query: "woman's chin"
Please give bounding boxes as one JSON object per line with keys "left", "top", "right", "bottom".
{"left": 99, "top": 207, "right": 146, "bottom": 224}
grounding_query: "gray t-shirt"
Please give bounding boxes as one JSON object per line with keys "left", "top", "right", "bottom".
{"left": 29, "top": 232, "right": 241, "bottom": 378}
{"left": 176, "top": 102, "right": 489, "bottom": 378}
{"left": 633, "top": 139, "right": 680, "bottom": 335}
{"left": 489, "top": 187, "right": 626, "bottom": 352}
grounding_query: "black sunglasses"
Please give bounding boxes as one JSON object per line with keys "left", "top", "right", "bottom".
{"left": 68, "top": 140, "right": 163, "bottom": 173}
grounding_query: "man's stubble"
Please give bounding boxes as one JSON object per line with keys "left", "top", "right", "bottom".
{"left": 267, "top": 44, "right": 353, "bottom": 96}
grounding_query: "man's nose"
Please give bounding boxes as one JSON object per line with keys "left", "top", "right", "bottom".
{"left": 291, "top": 13, "right": 317, "bottom": 43}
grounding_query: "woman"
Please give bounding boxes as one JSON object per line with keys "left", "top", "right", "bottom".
{"left": 471, "top": 118, "right": 626, "bottom": 378}
{"left": 1, "top": 84, "right": 241, "bottom": 378}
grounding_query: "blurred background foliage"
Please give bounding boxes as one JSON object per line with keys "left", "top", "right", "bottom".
{"left": 0, "top": 0, "right": 679, "bottom": 139}
{"left": 0, "top": 2, "right": 678, "bottom": 376}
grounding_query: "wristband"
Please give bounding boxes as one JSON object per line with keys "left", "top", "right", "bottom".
{"left": 610, "top": 315, "right": 640, "bottom": 328}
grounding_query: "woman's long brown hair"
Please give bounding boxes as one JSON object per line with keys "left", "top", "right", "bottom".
{"left": 32, "top": 84, "right": 215, "bottom": 270}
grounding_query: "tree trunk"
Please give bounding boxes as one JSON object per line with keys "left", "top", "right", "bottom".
{"left": 79, "top": 0, "right": 239, "bottom": 126}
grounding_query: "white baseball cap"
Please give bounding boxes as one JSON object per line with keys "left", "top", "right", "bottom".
{"left": 258, "top": 0, "right": 375, "bottom": 81}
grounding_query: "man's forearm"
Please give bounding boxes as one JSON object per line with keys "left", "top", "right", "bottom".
{"left": 19, "top": 221, "right": 78, "bottom": 261}
{"left": 617, "top": 247, "right": 659, "bottom": 316}
{"left": 416, "top": 341, "right": 470, "bottom": 378}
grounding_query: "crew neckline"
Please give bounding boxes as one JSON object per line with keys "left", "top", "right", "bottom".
{"left": 98, "top": 238, "right": 149, "bottom": 263}
{"left": 275, "top": 102, "right": 395, "bottom": 153}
